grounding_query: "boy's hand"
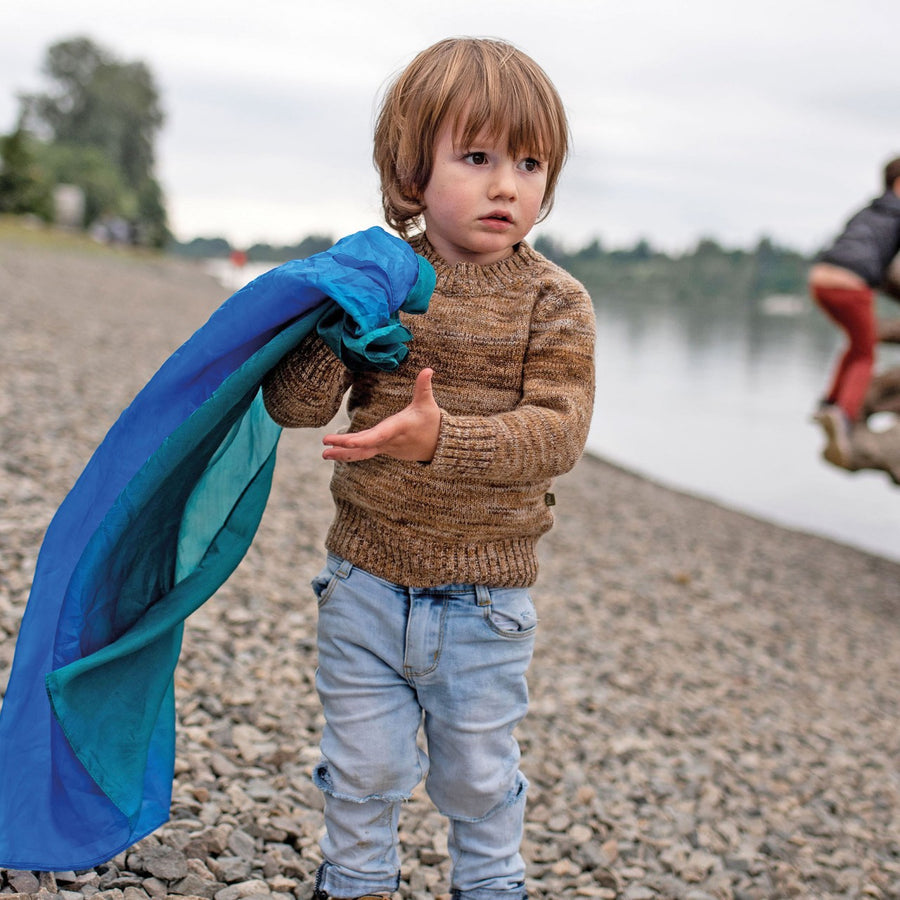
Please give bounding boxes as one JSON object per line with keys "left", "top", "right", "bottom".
{"left": 322, "top": 368, "right": 441, "bottom": 463}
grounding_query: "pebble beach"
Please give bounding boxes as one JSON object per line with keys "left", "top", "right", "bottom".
{"left": 1, "top": 230, "right": 898, "bottom": 900}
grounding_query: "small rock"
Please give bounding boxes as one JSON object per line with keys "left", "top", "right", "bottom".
{"left": 8, "top": 871, "right": 41, "bottom": 893}
{"left": 226, "top": 830, "right": 256, "bottom": 861}
{"left": 122, "top": 889, "right": 150, "bottom": 900}
{"left": 213, "top": 881, "right": 271, "bottom": 900}
{"left": 141, "top": 878, "right": 168, "bottom": 897}
{"left": 622, "top": 887, "right": 657, "bottom": 900}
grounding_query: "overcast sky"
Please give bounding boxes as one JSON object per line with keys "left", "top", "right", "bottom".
{"left": 3, "top": 0, "right": 899, "bottom": 253}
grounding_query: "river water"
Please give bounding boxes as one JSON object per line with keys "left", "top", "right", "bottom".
{"left": 586, "top": 290, "right": 900, "bottom": 563}
{"left": 207, "top": 258, "right": 900, "bottom": 564}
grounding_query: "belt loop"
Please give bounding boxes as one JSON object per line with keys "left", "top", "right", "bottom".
{"left": 475, "top": 585, "right": 491, "bottom": 607}
{"left": 335, "top": 557, "right": 353, "bottom": 579}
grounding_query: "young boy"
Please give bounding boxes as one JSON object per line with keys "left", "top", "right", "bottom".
{"left": 263, "top": 37, "right": 596, "bottom": 900}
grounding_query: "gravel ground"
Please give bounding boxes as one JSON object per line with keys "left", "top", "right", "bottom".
{"left": 1, "top": 234, "right": 899, "bottom": 900}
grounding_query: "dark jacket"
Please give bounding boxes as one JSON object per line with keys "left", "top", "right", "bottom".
{"left": 818, "top": 190, "right": 900, "bottom": 286}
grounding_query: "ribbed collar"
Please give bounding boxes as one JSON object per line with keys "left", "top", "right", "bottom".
{"left": 408, "top": 232, "right": 540, "bottom": 296}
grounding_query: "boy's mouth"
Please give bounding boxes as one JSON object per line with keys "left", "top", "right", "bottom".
{"left": 482, "top": 211, "right": 512, "bottom": 224}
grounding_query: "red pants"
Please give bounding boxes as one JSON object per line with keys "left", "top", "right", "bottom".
{"left": 811, "top": 284, "right": 876, "bottom": 422}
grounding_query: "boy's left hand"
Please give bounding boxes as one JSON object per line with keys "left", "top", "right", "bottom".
{"left": 322, "top": 368, "right": 441, "bottom": 463}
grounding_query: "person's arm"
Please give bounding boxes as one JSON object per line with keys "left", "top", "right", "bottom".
{"left": 430, "top": 288, "right": 595, "bottom": 482}
{"left": 262, "top": 332, "right": 351, "bottom": 428}
{"left": 324, "top": 284, "right": 596, "bottom": 481}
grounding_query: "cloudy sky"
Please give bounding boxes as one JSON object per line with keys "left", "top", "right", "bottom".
{"left": 3, "top": 0, "right": 899, "bottom": 253}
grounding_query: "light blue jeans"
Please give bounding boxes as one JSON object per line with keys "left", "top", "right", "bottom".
{"left": 310, "top": 554, "right": 536, "bottom": 900}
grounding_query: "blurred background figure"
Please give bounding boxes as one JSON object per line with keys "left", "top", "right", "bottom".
{"left": 808, "top": 156, "right": 900, "bottom": 468}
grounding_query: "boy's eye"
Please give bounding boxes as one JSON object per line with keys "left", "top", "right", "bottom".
{"left": 465, "top": 152, "right": 488, "bottom": 166}
{"left": 519, "top": 157, "right": 542, "bottom": 173}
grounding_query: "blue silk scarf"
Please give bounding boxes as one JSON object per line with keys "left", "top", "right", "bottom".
{"left": 0, "top": 227, "right": 433, "bottom": 871}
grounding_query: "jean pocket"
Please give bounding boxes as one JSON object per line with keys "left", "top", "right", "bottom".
{"left": 483, "top": 587, "right": 538, "bottom": 638}
{"left": 310, "top": 555, "right": 350, "bottom": 608}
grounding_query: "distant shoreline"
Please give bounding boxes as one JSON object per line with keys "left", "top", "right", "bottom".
{"left": 1, "top": 224, "right": 895, "bottom": 570}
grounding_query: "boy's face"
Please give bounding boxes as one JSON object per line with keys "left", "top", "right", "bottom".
{"left": 420, "top": 120, "right": 548, "bottom": 266}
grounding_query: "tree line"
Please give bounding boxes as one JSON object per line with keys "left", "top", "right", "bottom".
{"left": 170, "top": 233, "right": 337, "bottom": 263}
{"left": 0, "top": 33, "right": 815, "bottom": 301}
{"left": 167, "top": 230, "right": 814, "bottom": 307}
{"left": 533, "top": 234, "right": 812, "bottom": 306}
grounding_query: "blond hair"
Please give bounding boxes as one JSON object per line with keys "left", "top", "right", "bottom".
{"left": 374, "top": 37, "right": 570, "bottom": 238}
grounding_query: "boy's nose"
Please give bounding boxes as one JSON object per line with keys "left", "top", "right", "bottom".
{"left": 489, "top": 163, "right": 518, "bottom": 200}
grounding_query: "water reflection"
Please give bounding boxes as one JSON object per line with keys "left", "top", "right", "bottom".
{"left": 585, "top": 287, "right": 900, "bottom": 563}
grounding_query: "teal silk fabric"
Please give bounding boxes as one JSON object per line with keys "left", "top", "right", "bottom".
{"left": 0, "top": 228, "right": 433, "bottom": 870}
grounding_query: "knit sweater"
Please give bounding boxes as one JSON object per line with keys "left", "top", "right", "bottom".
{"left": 262, "top": 233, "right": 596, "bottom": 587}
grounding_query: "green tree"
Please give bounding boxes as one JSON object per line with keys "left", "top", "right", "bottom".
{"left": 35, "top": 141, "right": 135, "bottom": 226}
{"left": 0, "top": 123, "right": 53, "bottom": 219}
{"left": 134, "top": 176, "right": 168, "bottom": 247}
{"left": 532, "top": 234, "right": 568, "bottom": 264}
{"left": 25, "top": 37, "right": 163, "bottom": 186}
{"left": 246, "top": 233, "right": 336, "bottom": 262}
{"left": 19, "top": 36, "right": 169, "bottom": 245}
{"left": 169, "top": 236, "right": 233, "bottom": 258}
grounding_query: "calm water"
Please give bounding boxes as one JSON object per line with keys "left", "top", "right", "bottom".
{"left": 586, "top": 292, "right": 900, "bottom": 563}
{"left": 208, "top": 259, "right": 900, "bottom": 564}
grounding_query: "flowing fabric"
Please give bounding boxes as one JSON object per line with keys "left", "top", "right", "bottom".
{"left": 0, "top": 227, "right": 434, "bottom": 871}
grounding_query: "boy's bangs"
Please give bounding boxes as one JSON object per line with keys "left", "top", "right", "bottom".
{"left": 450, "top": 79, "right": 563, "bottom": 163}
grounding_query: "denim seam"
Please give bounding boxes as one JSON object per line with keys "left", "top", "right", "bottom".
{"left": 316, "top": 860, "right": 401, "bottom": 898}
{"left": 315, "top": 557, "right": 353, "bottom": 607}
{"left": 403, "top": 596, "right": 448, "bottom": 679}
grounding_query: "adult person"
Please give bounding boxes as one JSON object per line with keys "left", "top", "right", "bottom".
{"left": 809, "top": 156, "right": 900, "bottom": 467}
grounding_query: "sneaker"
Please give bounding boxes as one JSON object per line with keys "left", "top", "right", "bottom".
{"left": 817, "top": 404, "right": 853, "bottom": 468}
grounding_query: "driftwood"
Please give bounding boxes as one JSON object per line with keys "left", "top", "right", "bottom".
{"left": 846, "top": 317, "right": 900, "bottom": 484}
{"left": 877, "top": 316, "right": 900, "bottom": 345}
{"left": 818, "top": 255, "right": 900, "bottom": 482}
{"left": 865, "top": 317, "right": 900, "bottom": 418}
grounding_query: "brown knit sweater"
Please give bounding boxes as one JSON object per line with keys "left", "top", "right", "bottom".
{"left": 262, "top": 233, "right": 596, "bottom": 587}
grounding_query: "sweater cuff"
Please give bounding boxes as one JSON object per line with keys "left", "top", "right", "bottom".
{"left": 431, "top": 413, "right": 498, "bottom": 474}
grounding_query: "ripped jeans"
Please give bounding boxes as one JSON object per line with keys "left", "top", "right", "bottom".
{"left": 310, "top": 554, "right": 535, "bottom": 900}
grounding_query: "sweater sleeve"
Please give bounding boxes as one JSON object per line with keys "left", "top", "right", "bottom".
{"left": 429, "top": 282, "right": 596, "bottom": 482}
{"left": 261, "top": 332, "right": 351, "bottom": 428}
